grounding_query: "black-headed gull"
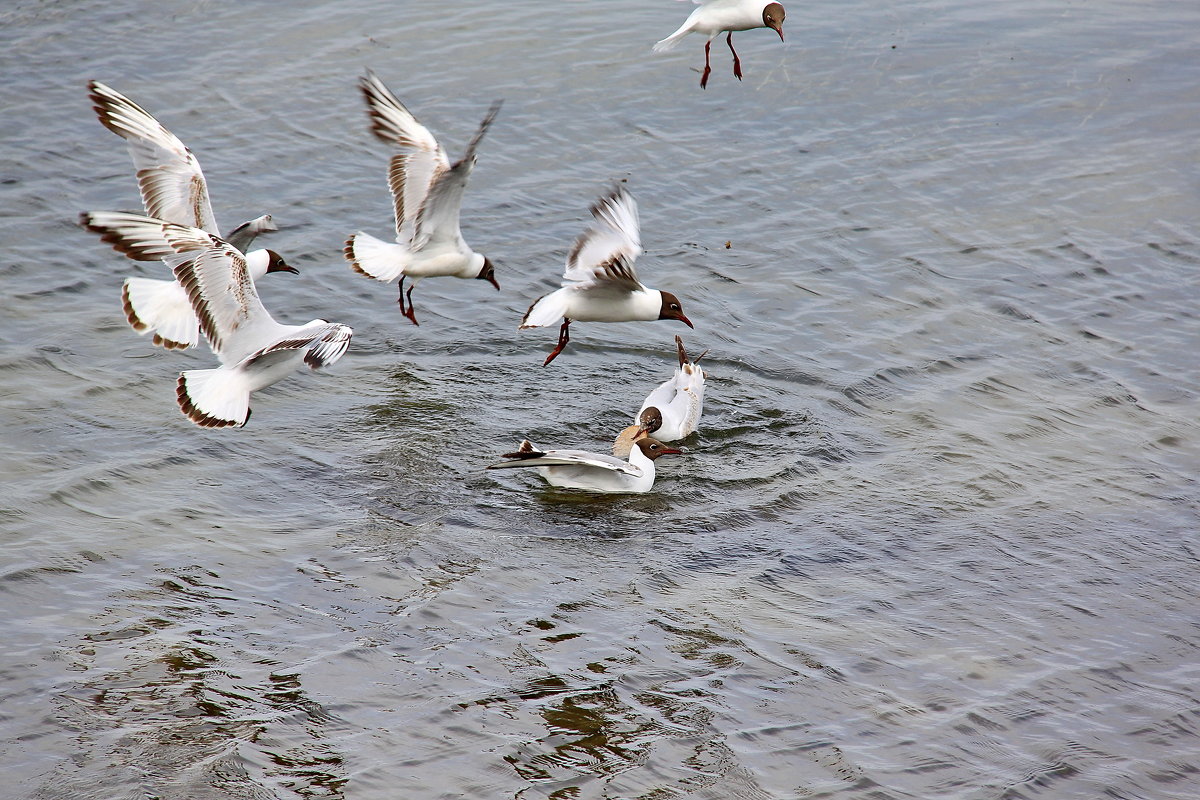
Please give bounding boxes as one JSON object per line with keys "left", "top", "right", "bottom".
{"left": 654, "top": 0, "right": 786, "bottom": 89}
{"left": 79, "top": 213, "right": 352, "bottom": 428}
{"left": 86, "top": 81, "right": 296, "bottom": 349}
{"left": 487, "top": 436, "right": 683, "bottom": 494}
{"left": 344, "top": 71, "right": 501, "bottom": 326}
{"left": 519, "top": 186, "right": 693, "bottom": 366}
{"left": 614, "top": 336, "right": 707, "bottom": 458}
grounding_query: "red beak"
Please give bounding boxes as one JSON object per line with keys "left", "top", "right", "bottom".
{"left": 677, "top": 313, "right": 694, "bottom": 329}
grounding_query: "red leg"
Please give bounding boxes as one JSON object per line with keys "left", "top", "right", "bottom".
{"left": 397, "top": 277, "right": 418, "bottom": 326}
{"left": 542, "top": 318, "right": 571, "bottom": 366}
{"left": 727, "top": 32, "right": 742, "bottom": 80}
{"left": 404, "top": 282, "right": 419, "bottom": 326}
{"left": 700, "top": 40, "right": 712, "bottom": 89}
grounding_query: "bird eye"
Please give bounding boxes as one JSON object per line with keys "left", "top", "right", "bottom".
{"left": 671, "top": 304, "right": 680, "bottom": 311}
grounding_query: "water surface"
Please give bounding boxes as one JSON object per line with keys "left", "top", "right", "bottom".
{"left": 2, "top": 1, "right": 1198, "bottom": 797}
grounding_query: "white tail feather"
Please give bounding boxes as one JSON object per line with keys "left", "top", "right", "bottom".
{"left": 122, "top": 277, "right": 200, "bottom": 350}
{"left": 344, "top": 231, "right": 411, "bottom": 282}
{"left": 653, "top": 25, "right": 692, "bottom": 52}
{"left": 176, "top": 368, "right": 252, "bottom": 428}
{"left": 519, "top": 289, "right": 571, "bottom": 329}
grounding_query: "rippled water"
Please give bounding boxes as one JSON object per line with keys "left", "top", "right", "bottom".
{"left": 3, "top": 0, "right": 1199, "bottom": 797}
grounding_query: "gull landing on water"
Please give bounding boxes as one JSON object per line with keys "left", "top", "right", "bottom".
{"left": 614, "top": 336, "right": 708, "bottom": 458}
{"left": 86, "top": 81, "right": 295, "bottom": 349}
{"left": 344, "top": 71, "right": 501, "bottom": 326}
{"left": 79, "top": 213, "right": 352, "bottom": 428}
{"left": 488, "top": 437, "right": 684, "bottom": 494}
{"left": 519, "top": 185, "right": 693, "bottom": 366}
{"left": 654, "top": 0, "right": 786, "bottom": 89}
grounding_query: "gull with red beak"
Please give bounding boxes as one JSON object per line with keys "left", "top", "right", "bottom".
{"left": 519, "top": 185, "right": 693, "bottom": 366}
{"left": 654, "top": 0, "right": 786, "bottom": 89}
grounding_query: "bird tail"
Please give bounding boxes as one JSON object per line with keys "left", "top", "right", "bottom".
{"left": 176, "top": 368, "right": 252, "bottom": 428}
{"left": 344, "top": 231, "right": 411, "bottom": 282}
{"left": 122, "top": 277, "right": 200, "bottom": 350}
{"left": 519, "top": 290, "right": 570, "bottom": 329}
{"left": 653, "top": 24, "right": 692, "bottom": 52}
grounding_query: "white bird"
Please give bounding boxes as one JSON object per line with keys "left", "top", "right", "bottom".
{"left": 654, "top": 0, "right": 786, "bottom": 89}
{"left": 487, "top": 436, "right": 683, "bottom": 494}
{"left": 79, "top": 213, "right": 352, "bottom": 428}
{"left": 86, "top": 80, "right": 297, "bottom": 349}
{"left": 519, "top": 186, "right": 693, "bottom": 366}
{"left": 613, "top": 336, "right": 707, "bottom": 458}
{"left": 344, "top": 71, "right": 501, "bottom": 326}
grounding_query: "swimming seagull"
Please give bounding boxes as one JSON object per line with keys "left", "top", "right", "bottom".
{"left": 86, "top": 80, "right": 296, "bottom": 349}
{"left": 519, "top": 185, "right": 693, "bottom": 366}
{"left": 487, "top": 437, "right": 684, "bottom": 493}
{"left": 614, "top": 336, "right": 707, "bottom": 458}
{"left": 344, "top": 71, "right": 501, "bottom": 326}
{"left": 654, "top": 0, "right": 786, "bottom": 89}
{"left": 78, "top": 213, "right": 352, "bottom": 428}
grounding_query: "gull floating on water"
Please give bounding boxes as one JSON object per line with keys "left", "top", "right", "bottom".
{"left": 86, "top": 81, "right": 296, "bottom": 349}
{"left": 519, "top": 185, "right": 693, "bottom": 366}
{"left": 614, "top": 336, "right": 707, "bottom": 458}
{"left": 344, "top": 71, "right": 501, "bottom": 326}
{"left": 488, "top": 436, "right": 683, "bottom": 493}
{"left": 79, "top": 213, "right": 352, "bottom": 428}
{"left": 654, "top": 0, "right": 786, "bottom": 89}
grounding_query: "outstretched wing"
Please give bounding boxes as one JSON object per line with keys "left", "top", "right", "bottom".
{"left": 80, "top": 210, "right": 187, "bottom": 262}
{"left": 170, "top": 243, "right": 285, "bottom": 362}
{"left": 358, "top": 71, "right": 449, "bottom": 242}
{"left": 562, "top": 186, "right": 642, "bottom": 290}
{"left": 88, "top": 81, "right": 220, "bottom": 234}
{"left": 487, "top": 447, "right": 642, "bottom": 476}
{"left": 244, "top": 323, "right": 353, "bottom": 370}
{"left": 223, "top": 213, "right": 277, "bottom": 254}
{"left": 412, "top": 100, "right": 502, "bottom": 249}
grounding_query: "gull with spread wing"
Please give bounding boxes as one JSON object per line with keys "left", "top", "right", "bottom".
{"left": 654, "top": 0, "right": 786, "bottom": 89}
{"left": 344, "top": 71, "right": 501, "bottom": 325}
{"left": 519, "top": 185, "right": 693, "bottom": 366}
{"left": 80, "top": 212, "right": 352, "bottom": 428}
{"left": 86, "top": 80, "right": 296, "bottom": 350}
{"left": 488, "top": 436, "right": 683, "bottom": 494}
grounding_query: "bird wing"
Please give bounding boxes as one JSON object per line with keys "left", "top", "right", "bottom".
{"left": 172, "top": 245, "right": 292, "bottom": 363}
{"left": 223, "top": 214, "right": 277, "bottom": 254}
{"left": 488, "top": 447, "right": 642, "bottom": 476}
{"left": 88, "top": 81, "right": 220, "bottom": 235}
{"left": 358, "top": 71, "right": 449, "bottom": 242}
{"left": 80, "top": 210, "right": 183, "bottom": 262}
{"left": 243, "top": 322, "right": 354, "bottom": 371}
{"left": 562, "top": 186, "right": 643, "bottom": 290}
{"left": 411, "top": 100, "right": 502, "bottom": 250}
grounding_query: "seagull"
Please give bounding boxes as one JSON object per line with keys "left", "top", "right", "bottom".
{"left": 519, "top": 185, "right": 693, "bottom": 366}
{"left": 86, "top": 80, "right": 296, "bottom": 349}
{"left": 79, "top": 213, "right": 352, "bottom": 428}
{"left": 653, "top": 0, "right": 786, "bottom": 89}
{"left": 613, "top": 336, "right": 707, "bottom": 458}
{"left": 344, "top": 71, "right": 501, "bottom": 326}
{"left": 487, "top": 436, "right": 683, "bottom": 493}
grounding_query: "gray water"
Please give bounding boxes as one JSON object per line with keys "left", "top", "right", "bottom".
{"left": 2, "top": 0, "right": 1199, "bottom": 797}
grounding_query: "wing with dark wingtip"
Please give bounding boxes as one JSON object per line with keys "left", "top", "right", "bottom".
{"left": 88, "top": 80, "right": 220, "bottom": 235}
